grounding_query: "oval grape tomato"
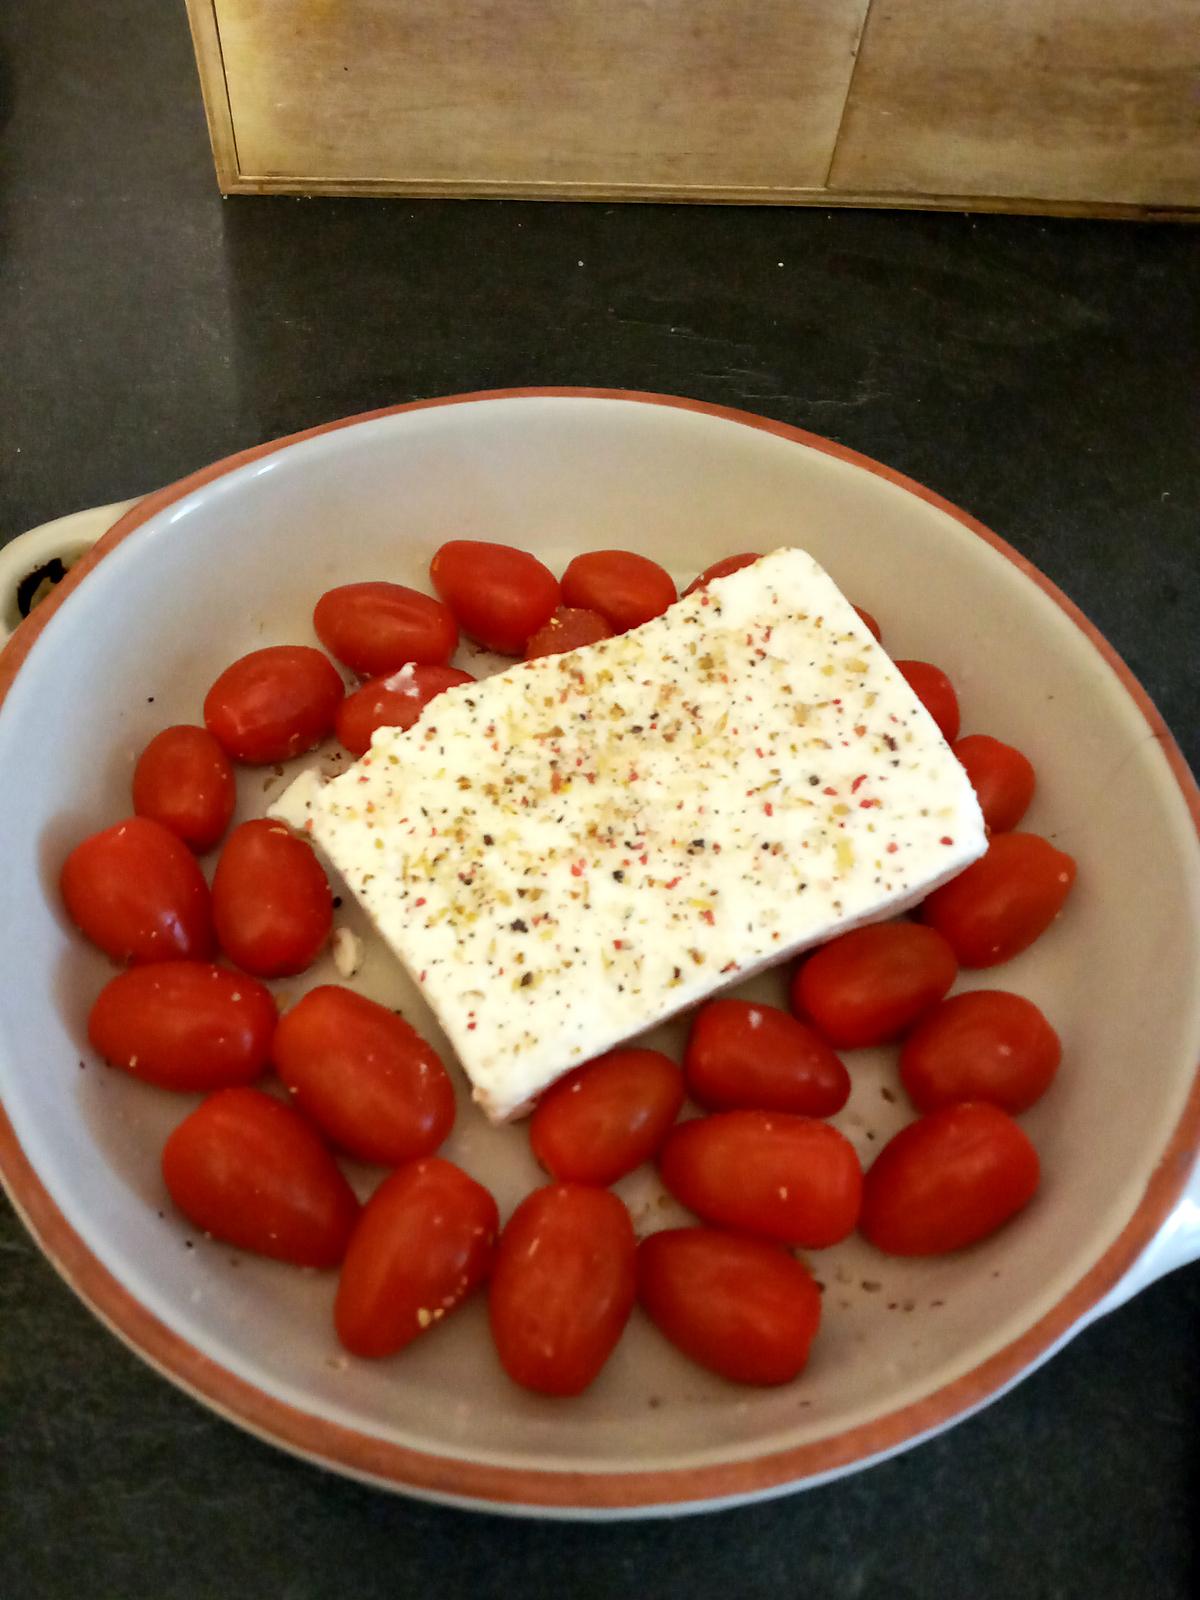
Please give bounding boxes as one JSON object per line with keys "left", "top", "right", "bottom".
{"left": 88, "top": 962, "right": 275, "bottom": 1091}
{"left": 161, "top": 1087, "right": 359, "bottom": 1267}
{"left": 529, "top": 1048, "right": 684, "bottom": 1186}
{"left": 61, "top": 817, "right": 214, "bottom": 965}
{"left": 132, "top": 725, "right": 236, "bottom": 853}
{"left": 204, "top": 645, "right": 344, "bottom": 765}
{"left": 335, "top": 1159, "right": 498, "bottom": 1358}
{"left": 211, "top": 819, "right": 332, "bottom": 978}
{"left": 273, "top": 986, "right": 455, "bottom": 1165}
{"left": 860, "top": 1102, "right": 1039, "bottom": 1256}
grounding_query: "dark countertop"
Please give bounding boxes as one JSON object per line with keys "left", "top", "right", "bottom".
{"left": 2, "top": 4, "right": 1198, "bottom": 1596}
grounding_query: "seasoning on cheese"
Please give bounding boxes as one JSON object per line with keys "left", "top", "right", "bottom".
{"left": 272, "top": 548, "right": 985, "bottom": 1121}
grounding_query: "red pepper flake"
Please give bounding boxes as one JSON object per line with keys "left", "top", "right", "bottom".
{"left": 755, "top": 747, "right": 765, "bottom": 759}
{"left": 886, "top": 843, "right": 899, "bottom": 854}
{"left": 419, "top": 970, "right": 428, "bottom": 982}
{"left": 854, "top": 724, "right": 867, "bottom": 738}
{"left": 613, "top": 939, "right": 624, "bottom": 950}
{"left": 639, "top": 852, "right": 649, "bottom": 866}
{"left": 859, "top": 798, "right": 880, "bottom": 809}
{"left": 414, "top": 897, "right": 427, "bottom": 908}
{"left": 851, "top": 774, "right": 868, "bottom": 793}
{"left": 720, "top": 960, "right": 737, "bottom": 973}
{"left": 700, "top": 595, "right": 711, "bottom": 606}
{"left": 940, "top": 835, "right": 954, "bottom": 846}
{"left": 823, "top": 785, "right": 838, "bottom": 796}
{"left": 665, "top": 876, "right": 681, "bottom": 889}
{"left": 763, "top": 801, "right": 774, "bottom": 817}
{"left": 551, "top": 772, "right": 563, "bottom": 794}
{"left": 467, "top": 1021, "right": 478, "bottom": 1032}
{"left": 700, "top": 909, "right": 715, "bottom": 926}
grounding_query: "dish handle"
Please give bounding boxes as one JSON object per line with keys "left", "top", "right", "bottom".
{"left": 1093, "top": 1154, "right": 1200, "bottom": 1319}
{"left": 0, "top": 499, "right": 140, "bottom": 645}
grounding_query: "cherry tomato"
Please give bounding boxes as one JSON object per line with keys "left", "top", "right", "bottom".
{"left": 88, "top": 962, "right": 276, "bottom": 1091}
{"left": 658, "top": 1111, "right": 861, "bottom": 1247}
{"left": 489, "top": 1184, "right": 636, "bottom": 1396}
{"left": 335, "top": 664, "right": 474, "bottom": 756}
{"left": 791, "top": 922, "right": 957, "bottom": 1049}
{"left": 211, "top": 820, "right": 332, "bottom": 977}
{"left": 204, "top": 645, "right": 344, "bottom": 765}
{"left": 161, "top": 1086, "right": 359, "bottom": 1267}
{"left": 131, "top": 725, "right": 236, "bottom": 853}
{"left": 638, "top": 1228, "right": 822, "bottom": 1385}
{"left": 523, "top": 606, "right": 612, "bottom": 660}
{"left": 860, "top": 1102, "right": 1040, "bottom": 1256}
{"left": 954, "top": 734, "right": 1037, "bottom": 834}
{"left": 430, "top": 540, "right": 560, "bottom": 655}
{"left": 684, "top": 999, "right": 850, "bottom": 1117}
{"left": 900, "top": 989, "right": 1061, "bottom": 1114}
{"left": 313, "top": 581, "right": 458, "bottom": 678}
{"left": 273, "top": 986, "right": 456, "bottom": 1165}
{"left": 334, "top": 1159, "right": 498, "bottom": 1358}
{"left": 895, "top": 659, "right": 960, "bottom": 743}
{"left": 529, "top": 1048, "right": 684, "bottom": 1186}
{"left": 853, "top": 605, "right": 882, "bottom": 642}
{"left": 683, "top": 552, "right": 761, "bottom": 596}
{"left": 560, "top": 550, "right": 677, "bottom": 632}
{"left": 61, "top": 817, "right": 214, "bottom": 965}
{"left": 921, "top": 832, "right": 1076, "bottom": 968}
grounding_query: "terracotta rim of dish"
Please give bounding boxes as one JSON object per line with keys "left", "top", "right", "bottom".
{"left": 1, "top": 388, "right": 1198, "bottom": 1511}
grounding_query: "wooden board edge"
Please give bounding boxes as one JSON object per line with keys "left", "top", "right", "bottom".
{"left": 219, "top": 174, "right": 1199, "bottom": 220}
{"left": 182, "top": 0, "right": 240, "bottom": 191}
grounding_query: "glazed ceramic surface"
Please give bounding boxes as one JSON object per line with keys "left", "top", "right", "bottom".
{"left": 1, "top": 392, "right": 1197, "bottom": 1516}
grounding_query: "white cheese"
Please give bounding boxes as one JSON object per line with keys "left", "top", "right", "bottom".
{"left": 273, "top": 548, "right": 985, "bottom": 1121}
{"left": 330, "top": 925, "right": 365, "bottom": 979}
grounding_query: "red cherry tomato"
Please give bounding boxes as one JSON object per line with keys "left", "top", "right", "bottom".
{"left": 313, "top": 581, "right": 458, "bottom": 677}
{"left": 900, "top": 989, "right": 1061, "bottom": 1114}
{"left": 523, "top": 606, "right": 612, "bottom": 660}
{"left": 204, "top": 645, "right": 344, "bottom": 765}
{"left": 529, "top": 1048, "right": 684, "bottom": 1186}
{"left": 658, "top": 1111, "right": 862, "bottom": 1247}
{"left": 88, "top": 962, "right": 276, "bottom": 1091}
{"left": 61, "top": 818, "right": 214, "bottom": 965}
{"left": 860, "top": 1102, "right": 1040, "bottom": 1256}
{"left": 683, "top": 552, "right": 761, "bottom": 597}
{"left": 638, "top": 1228, "right": 822, "bottom": 1385}
{"left": 560, "top": 550, "right": 677, "bottom": 633}
{"left": 161, "top": 1087, "right": 359, "bottom": 1267}
{"left": 954, "top": 734, "right": 1037, "bottom": 834}
{"left": 132, "top": 725, "right": 236, "bottom": 853}
{"left": 335, "top": 664, "right": 474, "bottom": 756}
{"left": 334, "top": 1159, "right": 498, "bottom": 1358}
{"left": 430, "top": 540, "right": 560, "bottom": 655}
{"left": 922, "top": 832, "right": 1076, "bottom": 968}
{"left": 489, "top": 1184, "right": 636, "bottom": 1396}
{"left": 853, "top": 605, "right": 882, "bottom": 642}
{"left": 791, "top": 922, "right": 957, "bottom": 1049}
{"left": 273, "top": 986, "right": 456, "bottom": 1165}
{"left": 684, "top": 999, "right": 850, "bottom": 1116}
{"left": 895, "top": 659, "right": 960, "bottom": 743}
{"left": 211, "top": 820, "right": 332, "bottom": 977}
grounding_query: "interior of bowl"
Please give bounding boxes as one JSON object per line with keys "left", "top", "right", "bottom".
{"left": 1, "top": 394, "right": 1198, "bottom": 1496}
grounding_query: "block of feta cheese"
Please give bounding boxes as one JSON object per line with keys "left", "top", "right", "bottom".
{"left": 272, "top": 548, "right": 985, "bottom": 1121}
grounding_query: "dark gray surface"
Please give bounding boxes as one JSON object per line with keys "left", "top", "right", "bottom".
{"left": 2, "top": 4, "right": 1198, "bottom": 1597}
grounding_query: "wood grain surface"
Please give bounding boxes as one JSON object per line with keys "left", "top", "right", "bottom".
{"left": 830, "top": 0, "right": 1200, "bottom": 208}
{"left": 184, "top": 0, "right": 1200, "bottom": 214}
